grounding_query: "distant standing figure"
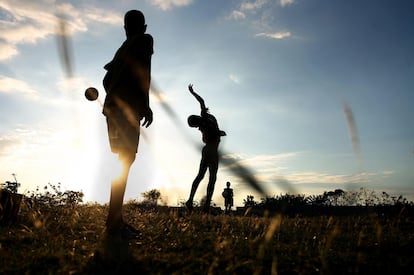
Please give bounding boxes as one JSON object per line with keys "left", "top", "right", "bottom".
{"left": 222, "top": 181, "right": 234, "bottom": 213}
{"left": 102, "top": 10, "right": 153, "bottom": 234}
{"left": 185, "top": 84, "right": 226, "bottom": 213}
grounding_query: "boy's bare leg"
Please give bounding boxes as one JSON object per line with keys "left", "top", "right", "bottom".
{"left": 204, "top": 164, "right": 218, "bottom": 212}
{"left": 186, "top": 163, "right": 207, "bottom": 210}
{"left": 106, "top": 151, "right": 135, "bottom": 232}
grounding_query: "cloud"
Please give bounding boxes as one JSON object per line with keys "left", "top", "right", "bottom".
{"left": 223, "top": 152, "right": 300, "bottom": 169}
{"left": 256, "top": 31, "right": 291, "bottom": 39}
{"left": 1, "top": 2, "right": 71, "bottom": 44}
{"left": 227, "top": 0, "right": 292, "bottom": 39}
{"left": 0, "top": 1, "right": 121, "bottom": 60}
{"left": 148, "top": 0, "right": 193, "bottom": 11}
{"left": 56, "top": 77, "right": 90, "bottom": 94}
{"left": 227, "top": 10, "right": 246, "bottom": 21}
{"left": 221, "top": 152, "right": 301, "bottom": 193}
{"left": 381, "top": 170, "right": 395, "bottom": 176}
{"left": 284, "top": 172, "right": 372, "bottom": 185}
{"left": 0, "top": 41, "right": 17, "bottom": 61}
{"left": 0, "top": 125, "right": 54, "bottom": 159}
{"left": 0, "top": 76, "right": 40, "bottom": 100}
{"left": 279, "top": 0, "right": 295, "bottom": 7}
{"left": 229, "top": 74, "right": 240, "bottom": 84}
{"left": 221, "top": 152, "right": 395, "bottom": 192}
{"left": 228, "top": 0, "right": 268, "bottom": 20}
{"left": 0, "top": 134, "right": 20, "bottom": 157}
{"left": 54, "top": 76, "right": 100, "bottom": 104}
{"left": 218, "top": 152, "right": 401, "bottom": 202}
{"left": 241, "top": 0, "right": 268, "bottom": 11}
{"left": 220, "top": 153, "right": 298, "bottom": 183}
{"left": 0, "top": 75, "right": 94, "bottom": 108}
{"left": 83, "top": 8, "right": 123, "bottom": 26}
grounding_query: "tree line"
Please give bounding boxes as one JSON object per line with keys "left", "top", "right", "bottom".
{"left": 241, "top": 188, "right": 413, "bottom": 217}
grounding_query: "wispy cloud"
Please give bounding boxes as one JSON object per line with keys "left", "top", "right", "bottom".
{"left": 221, "top": 152, "right": 300, "bottom": 193}
{"left": 227, "top": 10, "right": 246, "bottom": 21}
{"left": 284, "top": 172, "right": 372, "bottom": 185}
{"left": 221, "top": 152, "right": 395, "bottom": 191}
{"left": 0, "top": 76, "right": 40, "bottom": 100}
{"left": 56, "top": 77, "right": 90, "bottom": 95}
{"left": 0, "top": 75, "right": 95, "bottom": 108}
{"left": 148, "top": 0, "right": 193, "bottom": 11}
{"left": 82, "top": 8, "right": 122, "bottom": 25}
{"left": 279, "top": 0, "right": 295, "bottom": 7}
{"left": 381, "top": 170, "right": 395, "bottom": 176}
{"left": 229, "top": 74, "right": 240, "bottom": 84}
{"left": 0, "top": 41, "right": 17, "bottom": 61}
{"left": 0, "top": 135, "right": 20, "bottom": 157}
{"left": 227, "top": 0, "right": 268, "bottom": 20}
{"left": 241, "top": 0, "right": 268, "bottom": 11}
{"left": 0, "top": 75, "right": 91, "bottom": 104}
{"left": 0, "top": 125, "right": 54, "bottom": 159}
{"left": 0, "top": 1, "right": 121, "bottom": 60}
{"left": 227, "top": 0, "right": 293, "bottom": 39}
{"left": 256, "top": 31, "right": 291, "bottom": 39}
{"left": 222, "top": 152, "right": 300, "bottom": 170}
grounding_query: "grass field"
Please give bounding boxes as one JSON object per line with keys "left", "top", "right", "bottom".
{"left": 1, "top": 202, "right": 413, "bottom": 274}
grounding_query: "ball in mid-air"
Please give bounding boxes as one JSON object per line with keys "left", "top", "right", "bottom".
{"left": 85, "top": 87, "right": 99, "bottom": 101}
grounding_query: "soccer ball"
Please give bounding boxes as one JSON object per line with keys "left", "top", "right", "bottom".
{"left": 85, "top": 87, "right": 99, "bottom": 101}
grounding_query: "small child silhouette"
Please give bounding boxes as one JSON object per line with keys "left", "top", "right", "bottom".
{"left": 222, "top": 181, "right": 234, "bottom": 213}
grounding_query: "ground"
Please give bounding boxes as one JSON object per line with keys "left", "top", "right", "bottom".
{"left": 1, "top": 202, "right": 413, "bottom": 274}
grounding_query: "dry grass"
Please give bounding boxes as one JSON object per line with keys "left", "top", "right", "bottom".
{"left": 1, "top": 202, "right": 413, "bottom": 274}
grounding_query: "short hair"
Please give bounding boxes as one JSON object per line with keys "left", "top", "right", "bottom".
{"left": 124, "top": 10, "right": 145, "bottom": 28}
{"left": 188, "top": 115, "right": 201, "bottom": 128}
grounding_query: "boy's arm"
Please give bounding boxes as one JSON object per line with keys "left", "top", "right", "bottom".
{"left": 134, "top": 35, "right": 154, "bottom": 127}
{"left": 188, "top": 84, "right": 207, "bottom": 113}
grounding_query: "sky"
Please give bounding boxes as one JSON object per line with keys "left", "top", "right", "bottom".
{"left": 0, "top": 0, "right": 413, "bottom": 207}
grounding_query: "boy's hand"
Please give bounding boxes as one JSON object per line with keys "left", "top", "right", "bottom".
{"left": 188, "top": 84, "right": 194, "bottom": 93}
{"left": 141, "top": 108, "right": 153, "bottom": 128}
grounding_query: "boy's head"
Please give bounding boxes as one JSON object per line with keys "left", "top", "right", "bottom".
{"left": 226, "top": 181, "right": 231, "bottom": 187}
{"left": 124, "top": 10, "right": 146, "bottom": 37}
{"left": 188, "top": 115, "right": 201, "bottom": 128}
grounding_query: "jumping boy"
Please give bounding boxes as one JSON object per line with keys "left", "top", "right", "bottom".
{"left": 186, "top": 84, "right": 226, "bottom": 213}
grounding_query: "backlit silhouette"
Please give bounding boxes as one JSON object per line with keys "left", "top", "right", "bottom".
{"left": 102, "top": 10, "right": 153, "bottom": 234}
{"left": 222, "top": 181, "right": 234, "bottom": 213}
{"left": 185, "top": 84, "right": 226, "bottom": 212}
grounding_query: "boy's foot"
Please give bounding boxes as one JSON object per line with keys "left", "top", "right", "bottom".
{"left": 185, "top": 200, "right": 193, "bottom": 211}
{"left": 202, "top": 201, "right": 211, "bottom": 214}
{"left": 202, "top": 206, "right": 210, "bottom": 214}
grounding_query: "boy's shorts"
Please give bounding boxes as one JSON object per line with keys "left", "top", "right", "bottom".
{"left": 106, "top": 108, "right": 140, "bottom": 154}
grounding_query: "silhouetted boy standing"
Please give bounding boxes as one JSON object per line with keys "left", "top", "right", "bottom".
{"left": 222, "top": 181, "right": 234, "bottom": 213}
{"left": 102, "top": 10, "right": 153, "bottom": 234}
{"left": 186, "top": 84, "right": 226, "bottom": 212}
